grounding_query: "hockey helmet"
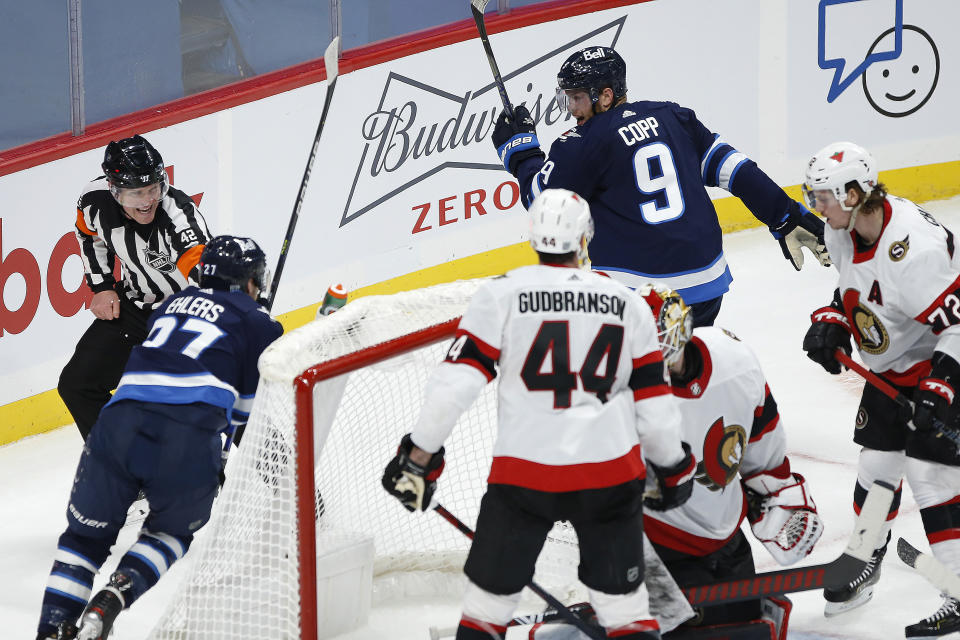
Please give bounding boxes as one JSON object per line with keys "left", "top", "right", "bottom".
{"left": 199, "top": 235, "right": 269, "bottom": 294}
{"left": 638, "top": 283, "right": 693, "bottom": 368}
{"left": 528, "top": 188, "right": 593, "bottom": 266}
{"left": 102, "top": 135, "right": 169, "bottom": 206}
{"left": 556, "top": 46, "right": 627, "bottom": 107}
{"left": 802, "top": 141, "right": 878, "bottom": 213}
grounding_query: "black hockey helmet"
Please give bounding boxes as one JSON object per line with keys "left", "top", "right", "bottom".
{"left": 199, "top": 235, "right": 269, "bottom": 293}
{"left": 557, "top": 46, "right": 627, "bottom": 105}
{"left": 102, "top": 135, "right": 167, "bottom": 190}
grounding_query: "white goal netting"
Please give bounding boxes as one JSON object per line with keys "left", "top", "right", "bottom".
{"left": 147, "top": 279, "right": 581, "bottom": 640}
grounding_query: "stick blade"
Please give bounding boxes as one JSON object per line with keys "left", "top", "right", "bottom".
{"left": 898, "top": 537, "right": 921, "bottom": 568}
{"left": 471, "top": 0, "right": 491, "bottom": 12}
{"left": 324, "top": 36, "right": 340, "bottom": 82}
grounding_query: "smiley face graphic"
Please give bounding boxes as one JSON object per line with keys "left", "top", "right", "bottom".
{"left": 862, "top": 25, "right": 939, "bottom": 118}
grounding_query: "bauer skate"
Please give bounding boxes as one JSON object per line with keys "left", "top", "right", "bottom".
{"left": 823, "top": 531, "right": 890, "bottom": 617}
{"left": 37, "top": 622, "right": 79, "bottom": 640}
{"left": 76, "top": 572, "right": 131, "bottom": 640}
{"left": 906, "top": 594, "right": 960, "bottom": 639}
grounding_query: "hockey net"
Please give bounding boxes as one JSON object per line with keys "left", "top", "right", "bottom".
{"left": 147, "top": 279, "right": 582, "bottom": 640}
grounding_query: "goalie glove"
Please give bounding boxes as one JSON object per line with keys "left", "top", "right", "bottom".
{"left": 382, "top": 433, "right": 445, "bottom": 512}
{"left": 743, "top": 469, "right": 823, "bottom": 566}
{"left": 770, "top": 202, "right": 831, "bottom": 271}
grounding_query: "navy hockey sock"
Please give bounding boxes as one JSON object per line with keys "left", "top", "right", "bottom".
{"left": 37, "top": 561, "right": 95, "bottom": 638}
{"left": 115, "top": 531, "right": 191, "bottom": 604}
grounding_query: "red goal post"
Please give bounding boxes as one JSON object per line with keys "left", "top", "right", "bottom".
{"left": 147, "top": 279, "right": 581, "bottom": 640}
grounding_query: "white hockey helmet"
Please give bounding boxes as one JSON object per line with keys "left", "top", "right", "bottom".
{"left": 802, "top": 141, "right": 878, "bottom": 213}
{"left": 528, "top": 188, "right": 594, "bottom": 266}
{"left": 638, "top": 282, "right": 693, "bottom": 368}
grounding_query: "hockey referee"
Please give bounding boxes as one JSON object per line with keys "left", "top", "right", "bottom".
{"left": 57, "top": 135, "right": 212, "bottom": 440}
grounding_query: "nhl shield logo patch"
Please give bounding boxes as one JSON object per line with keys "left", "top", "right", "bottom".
{"left": 143, "top": 248, "right": 176, "bottom": 273}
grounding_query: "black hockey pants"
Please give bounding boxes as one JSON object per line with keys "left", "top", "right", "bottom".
{"left": 58, "top": 296, "right": 151, "bottom": 440}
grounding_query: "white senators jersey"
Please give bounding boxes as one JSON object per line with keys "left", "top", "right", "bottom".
{"left": 644, "top": 327, "right": 787, "bottom": 555}
{"left": 411, "top": 265, "right": 686, "bottom": 493}
{"left": 824, "top": 196, "right": 960, "bottom": 382}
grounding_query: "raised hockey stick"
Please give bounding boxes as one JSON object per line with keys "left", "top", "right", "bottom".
{"left": 684, "top": 480, "right": 895, "bottom": 606}
{"left": 265, "top": 36, "right": 340, "bottom": 311}
{"left": 897, "top": 537, "right": 960, "bottom": 599}
{"left": 834, "top": 350, "right": 960, "bottom": 449}
{"left": 432, "top": 503, "right": 606, "bottom": 640}
{"left": 428, "top": 602, "right": 596, "bottom": 640}
{"left": 470, "top": 0, "right": 515, "bottom": 116}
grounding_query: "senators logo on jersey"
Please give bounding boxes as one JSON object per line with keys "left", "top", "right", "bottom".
{"left": 842, "top": 289, "right": 890, "bottom": 355}
{"left": 694, "top": 417, "right": 747, "bottom": 492}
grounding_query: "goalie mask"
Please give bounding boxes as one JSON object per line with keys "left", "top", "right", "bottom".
{"left": 638, "top": 283, "right": 693, "bottom": 368}
{"left": 528, "top": 188, "right": 594, "bottom": 267}
{"left": 802, "top": 141, "right": 878, "bottom": 216}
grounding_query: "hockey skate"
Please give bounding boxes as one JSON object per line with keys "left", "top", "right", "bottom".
{"left": 823, "top": 531, "right": 890, "bottom": 617}
{"left": 906, "top": 594, "right": 960, "bottom": 639}
{"left": 37, "top": 622, "right": 79, "bottom": 640}
{"left": 76, "top": 572, "right": 131, "bottom": 640}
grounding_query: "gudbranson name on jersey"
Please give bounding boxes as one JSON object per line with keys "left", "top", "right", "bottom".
{"left": 517, "top": 290, "right": 625, "bottom": 320}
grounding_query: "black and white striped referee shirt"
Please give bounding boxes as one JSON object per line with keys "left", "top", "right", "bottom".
{"left": 75, "top": 177, "right": 212, "bottom": 311}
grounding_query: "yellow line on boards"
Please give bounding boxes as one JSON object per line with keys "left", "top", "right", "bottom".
{"left": 3, "top": 161, "right": 958, "bottom": 445}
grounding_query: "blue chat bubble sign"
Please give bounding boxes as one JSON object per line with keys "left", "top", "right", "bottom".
{"left": 819, "top": 0, "right": 903, "bottom": 102}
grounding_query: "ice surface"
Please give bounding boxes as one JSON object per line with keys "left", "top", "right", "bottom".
{"left": 6, "top": 197, "right": 960, "bottom": 639}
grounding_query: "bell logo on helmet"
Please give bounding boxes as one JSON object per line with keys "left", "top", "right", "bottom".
{"left": 582, "top": 47, "right": 607, "bottom": 61}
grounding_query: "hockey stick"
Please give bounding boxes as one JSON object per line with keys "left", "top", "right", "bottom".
{"left": 428, "top": 602, "right": 595, "bottom": 640}
{"left": 897, "top": 537, "right": 960, "bottom": 599}
{"left": 833, "top": 350, "right": 960, "bottom": 449}
{"left": 265, "top": 36, "right": 340, "bottom": 311}
{"left": 432, "top": 503, "right": 606, "bottom": 640}
{"left": 469, "top": 0, "right": 515, "bottom": 116}
{"left": 684, "top": 480, "right": 895, "bottom": 606}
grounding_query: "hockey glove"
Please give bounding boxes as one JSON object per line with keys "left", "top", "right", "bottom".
{"left": 802, "top": 295, "right": 851, "bottom": 375}
{"left": 770, "top": 202, "right": 831, "bottom": 271}
{"left": 491, "top": 105, "right": 546, "bottom": 175}
{"left": 643, "top": 442, "right": 696, "bottom": 511}
{"left": 913, "top": 351, "right": 960, "bottom": 431}
{"left": 382, "top": 433, "right": 445, "bottom": 512}
{"left": 744, "top": 467, "right": 823, "bottom": 566}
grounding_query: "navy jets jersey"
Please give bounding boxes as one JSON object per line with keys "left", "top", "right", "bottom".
{"left": 514, "top": 101, "right": 794, "bottom": 303}
{"left": 107, "top": 286, "right": 283, "bottom": 430}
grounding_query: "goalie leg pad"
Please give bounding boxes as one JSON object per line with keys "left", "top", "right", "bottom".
{"left": 662, "top": 619, "right": 775, "bottom": 639}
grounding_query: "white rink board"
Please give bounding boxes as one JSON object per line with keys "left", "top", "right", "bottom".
{"left": 1, "top": 0, "right": 958, "bottom": 408}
